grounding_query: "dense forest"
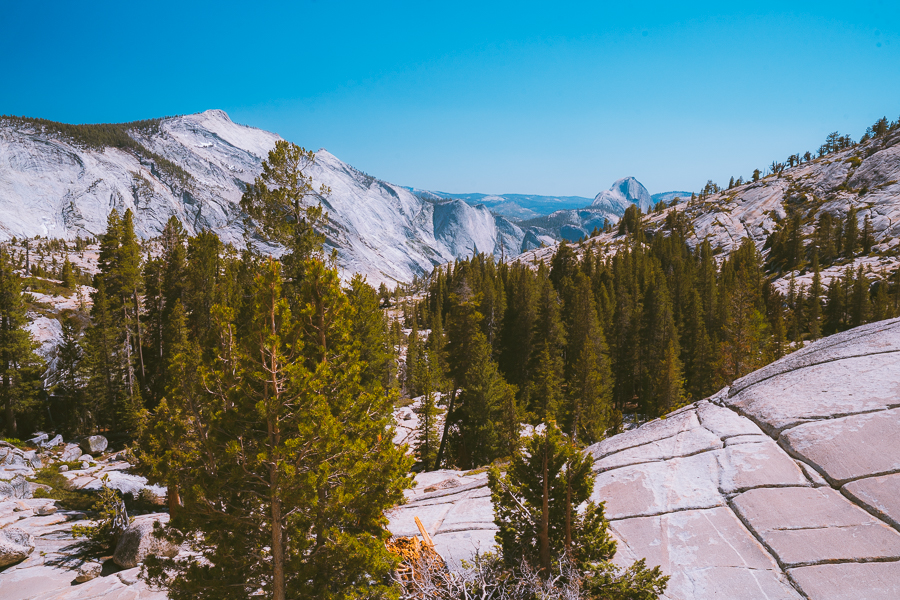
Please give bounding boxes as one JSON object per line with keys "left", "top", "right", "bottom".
{"left": 402, "top": 202, "right": 900, "bottom": 471}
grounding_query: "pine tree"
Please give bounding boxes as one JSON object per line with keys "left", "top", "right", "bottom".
{"left": 844, "top": 207, "right": 859, "bottom": 257}
{"left": 60, "top": 257, "right": 76, "bottom": 289}
{"left": 850, "top": 266, "right": 871, "bottom": 327}
{"left": 807, "top": 252, "right": 823, "bottom": 340}
{"left": 449, "top": 326, "right": 519, "bottom": 468}
{"left": 51, "top": 313, "right": 86, "bottom": 434}
{"left": 414, "top": 349, "right": 441, "bottom": 470}
{"left": 862, "top": 214, "right": 874, "bottom": 255}
{"left": 143, "top": 259, "right": 412, "bottom": 600}
{"left": 347, "top": 275, "right": 395, "bottom": 392}
{"left": 240, "top": 140, "right": 329, "bottom": 272}
{"left": 488, "top": 425, "right": 667, "bottom": 595}
{"left": 0, "top": 249, "right": 43, "bottom": 437}
{"left": 526, "top": 273, "right": 565, "bottom": 421}
{"left": 564, "top": 273, "right": 614, "bottom": 443}
{"left": 404, "top": 314, "right": 420, "bottom": 397}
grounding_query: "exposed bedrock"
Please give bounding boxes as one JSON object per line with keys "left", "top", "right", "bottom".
{"left": 388, "top": 317, "right": 900, "bottom": 599}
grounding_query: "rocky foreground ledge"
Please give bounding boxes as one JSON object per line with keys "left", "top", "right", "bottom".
{"left": 388, "top": 317, "right": 900, "bottom": 600}
{"left": 0, "top": 436, "right": 169, "bottom": 599}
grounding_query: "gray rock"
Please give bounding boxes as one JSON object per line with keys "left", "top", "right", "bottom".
{"left": 27, "top": 432, "right": 48, "bottom": 445}
{"left": 0, "top": 527, "right": 35, "bottom": 567}
{"left": 117, "top": 567, "right": 142, "bottom": 585}
{"left": 843, "top": 473, "right": 900, "bottom": 529}
{"left": 0, "top": 480, "right": 14, "bottom": 500}
{"left": 731, "top": 487, "right": 900, "bottom": 568}
{"left": 788, "top": 561, "right": 900, "bottom": 600}
{"left": 113, "top": 515, "right": 177, "bottom": 568}
{"left": 781, "top": 408, "right": 900, "bottom": 486}
{"left": 80, "top": 435, "right": 108, "bottom": 455}
{"left": 41, "top": 433, "right": 63, "bottom": 448}
{"left": 23, "top": 450, "right": 42, "bottom": 469}
{"left": 60, "top": 443, "right": 81, "bottom": 462}
{"left": 58, "top": 464, "right": 68, "bottom": 472}
{"left": 35, "top": 503, "right": 57, "bottom": 515}
{"left": 74, "top": 561, "right": 102, "bottom": 583}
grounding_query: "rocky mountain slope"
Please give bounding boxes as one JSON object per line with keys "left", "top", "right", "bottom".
{"left": 516, "top": 177, "right": 691, "bottom": 242}
{"left": 404, "top": 189, "right": 595, "bottom": 221}
{"left": 514, "top": 130, "right": 900, "bottom": 288}
{"left": 388, "top": 317, "right": 900, "bottom": 600}
{"left": 0, "top": 110, "right": 535, "bottom": 286}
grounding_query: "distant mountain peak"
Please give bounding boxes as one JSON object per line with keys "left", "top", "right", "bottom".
{"left": 592, "top": 177, "right": 652, "bottom": 212}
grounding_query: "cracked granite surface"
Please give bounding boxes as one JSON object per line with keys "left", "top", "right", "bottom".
{"left": 388, "top": 317, "right": 900, "bottom": 599}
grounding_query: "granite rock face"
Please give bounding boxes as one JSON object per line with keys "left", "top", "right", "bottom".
{"left": 389, "top": 317, "right": 900, "bottom": 600}
{"left": 113, "top": 514, "right": 178, "bottom": 568}
{"left": 0, "top": 527, "right": 35, "bottom": 567}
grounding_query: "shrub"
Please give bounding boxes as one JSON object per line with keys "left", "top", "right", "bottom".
{"left": 71, "top": 479, "right": 132, "bottom": 557}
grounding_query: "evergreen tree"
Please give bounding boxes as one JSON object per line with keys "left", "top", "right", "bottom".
{"left": 347, "top": 275, "right": 395, "bottom": 392}
{"left": 51, "top": 313, "right": 86, "bottom": 434}
{"left": 862, "top": 214, "right": 874, "bottom": 255}
{"left": 824, "top": 273, "right": 846, "bottom": 335}
{"left": 564, "top": 272, "right": 614, "bottom": 443}
{"left": 404, "top": 314, "right": 420, "bottom": 397}
{"left": 60, "top": 257, "right": 76, "bottom": 289}
{"left": 414, "top": 349, "right": 441, "bottom": 470}
{"left": 526, "top": 273, "right": 566, "bottom": 421}
{"left": 807, "top": 252, "right": 823, "bottom": 340}
{"left": 0, "top": 249, "right": 43, "bottom": 437}
{"left": 240, "top": 140, "right": 329, "bottom": 275}
{"left": 488, "top": 425, "right": 667, "bottom": 594}
{"left": 850, "top": 266, "right": 871, "bottom": 327}
{"left": 144, "top": 259, "right": 411, "bottom": 600}
{"left": 843, "top": 207, "right": 859, "bottom": 257}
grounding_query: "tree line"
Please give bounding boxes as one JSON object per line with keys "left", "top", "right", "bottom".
{"left": 402, "top": 205, "right": 900, "bottom": 472}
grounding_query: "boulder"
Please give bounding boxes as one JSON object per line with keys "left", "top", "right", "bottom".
{"left": 80, "top": 435, "right": 108, "bottom": 455}
{"left": 35, "top": 503, "right": 57, "bottom": 516}
{"left": 113, "top": 515, "right": 178, "bottom": 568}
{"left": 0, "top": 527, "right": 35, "bottom": 567}
{"left": 27, "top": 432, "right": 48, "bottom": 445}
{"left": 74, "top": 561, "right": 102, "bottom": 583}
{"left": 41, "top": 434, "right": 63, "bottom": 448}
{"left": 60, "top": 443, "right": 81, "bottom": 462}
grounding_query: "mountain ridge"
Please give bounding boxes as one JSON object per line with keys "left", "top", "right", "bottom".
{"left": 0, "top": 110, "right": 543, "bottom": 285}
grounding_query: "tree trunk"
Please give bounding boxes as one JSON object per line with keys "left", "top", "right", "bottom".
{"left": 167, "top": 483, "right": 181, "bottom": 518}
{"left": 133, "top": 289, "right": 145, "bottom": 380}
{"left": 539, "top": 443, "right": 550, "bottom": 576}
{"left": 270, "top": 473, "right": 285, "bottom": 600}
{"left": 565, "top": 460, "right": 572, "bottom": 557}
{"left": 123, "top": 303, "right": 134, "bottom": 399}
{"left": 434, "top": 388, "right": 455, "bottom": 471}
{"left": 4, "top": 396, "right": 15, "bottom": 438}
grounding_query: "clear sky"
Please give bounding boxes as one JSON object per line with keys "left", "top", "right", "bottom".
{"left": 3, "top": 1, "right": 900, "bottom": 196}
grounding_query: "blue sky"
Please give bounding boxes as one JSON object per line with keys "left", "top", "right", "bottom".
{"left": 3, "top": 1, "right": 900, "bottom": 196}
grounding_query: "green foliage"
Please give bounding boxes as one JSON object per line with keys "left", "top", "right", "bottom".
{"left": 240, "top": 140, "right": 330, "bottom": 264}
{"left": 71, "top": 480, "right": 131, "bottom": 557}
{"left": 488, "top": 424, "right": 668, "bottom": 596}
{"left": 0, "top": 249, "right": 45, "bottom": 437}
{"left": 142, "top": 257, "right": 413, "bottom": 600}
{"left": 31, "top": 466, "right": 98, "bottom": 511}
{"left": 0, "top": 115, "right": 192, "bottom": 187}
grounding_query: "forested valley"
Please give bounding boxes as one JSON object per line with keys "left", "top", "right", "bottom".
{"left": 1, "top": 130, "right": 899, "bottom": 599}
